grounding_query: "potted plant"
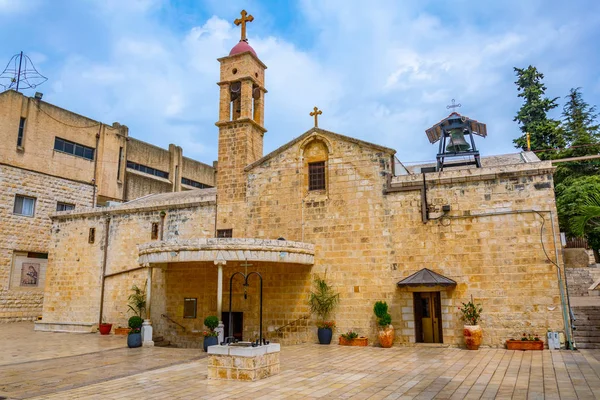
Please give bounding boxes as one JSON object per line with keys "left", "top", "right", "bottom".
{"left": 308, "top": 275, "right": 340, "bottom": 345}
{"left": 339, "top": 330, "right": 368, "bottom": 346}
{"left": 374, "top": 301, "right": 394, "bottom": 348}
{"left": 203, "top": 315, "right": 219, "bottom": 352}
{"left": 99, "top": 318, "right": 112, "bottom": 335}
{"left": 127, "top": 316, "right": 143, "bottom": 348}
{"left": 460, "top": 295, "right": 483, "bottom": 350}
{"left": 128, "top": 284, "right": 146, "bottom": 318}
{"left": 506, "top": 333, "right": 544, "bottom": 350}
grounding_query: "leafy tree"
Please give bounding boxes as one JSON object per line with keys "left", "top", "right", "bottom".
{"left": 512, "top": 66, "right": 563, "bottom": 159}
{"left": 571, "top": 192, "right": 600, "bottom": 236}
{"left": 554, "top": 88, "right": 600, "bottom": 183}
{"left": 556, "top": 175, "right": 600, "bottom": 261}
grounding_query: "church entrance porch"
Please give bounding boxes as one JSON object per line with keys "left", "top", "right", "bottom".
{"left": 138, "top": 238, "right": 315, "bottom": 348}
{"left": 397, "top": 268, "right": 457, "bottom": 345}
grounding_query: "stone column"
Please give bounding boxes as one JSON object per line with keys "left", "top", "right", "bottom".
{"left": 142, "top": 265, "right": 154, "bottom": 347}
{"left": 214, "top": 259, "right": 226, "bottom": 344}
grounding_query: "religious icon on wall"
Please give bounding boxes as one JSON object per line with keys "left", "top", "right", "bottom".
{"left": 20, "top": 263, "right": 39, "bottom": 287}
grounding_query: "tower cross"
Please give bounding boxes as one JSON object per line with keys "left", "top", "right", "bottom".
{"left": 234, "top": 10, "right": 254, "bottom": 42}
{"left": 310, "top": 106, "right": 322, "bottom": 128}
{"left": 446, "top": 99, "right": 462, "bottom": 111}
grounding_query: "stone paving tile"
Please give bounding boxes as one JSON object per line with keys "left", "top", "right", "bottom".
{"left": 0, "top": 347, "right": 206, "bottom": 399}
{"left": 2, "top": 323, "right": 600, "bottom": 399}
{"left": 14, "top": 346, "right": 600, "bottom": 400}
{"left": 0, "top": 322, "right": 124, "bottom": 366}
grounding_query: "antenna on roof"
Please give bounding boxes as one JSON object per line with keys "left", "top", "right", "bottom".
{"left": 0, "top": 51, "right": 47, "bottom": 93}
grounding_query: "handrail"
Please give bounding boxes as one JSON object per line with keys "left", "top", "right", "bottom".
{"left": 161, "top": 314, "right": 186, "bottom": 332}
{"left": 275, "top": 315, "right": 309, "bottom": 333}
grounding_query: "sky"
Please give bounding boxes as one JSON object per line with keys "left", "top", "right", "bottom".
{"left": 1, "top": 0, "right": 599, "bottom": 165}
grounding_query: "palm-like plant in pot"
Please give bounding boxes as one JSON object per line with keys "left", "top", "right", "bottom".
{"left": 308, "top": 275, "right": 340, "bottom": 344}
{"left": 374, "top": 301, "right": 394, "bottom": 348}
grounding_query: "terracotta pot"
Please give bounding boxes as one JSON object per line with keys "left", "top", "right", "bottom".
{"left": 506, "top": 340, "right": 544, "bottom": 351}
{"left": 114, "top": 327, "right": 131, "bottom": 335}
{"left": 378, "top": 325, "right": 394, "bottom": 348}
{"left": 463, "top": 325, "right": 482, "bottom": 350}
{"left": 339, "top": 336, "right": 368, "bottom": 346}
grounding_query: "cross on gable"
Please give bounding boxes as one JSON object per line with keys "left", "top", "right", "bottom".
{"left": 234, "top": 10, "right": 254, "bottom": 42}
{"left": 310, "top": 106, "right": 322, "bottom": 128}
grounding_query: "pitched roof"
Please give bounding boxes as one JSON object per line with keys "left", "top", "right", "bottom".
{"left": 396, "top": 268, "right": 457, "bottom": 287}
{"left": 245, "top": 127, "right": 396, "bottom": 171}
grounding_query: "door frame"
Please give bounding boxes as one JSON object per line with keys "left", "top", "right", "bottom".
{"left": 413, "top": 291, "right": 443, "bottom": 343}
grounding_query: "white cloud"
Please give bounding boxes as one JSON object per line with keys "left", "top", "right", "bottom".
{"left": 0, "top": 0, "right": 39, "bottom": 14}
{"left": 21, "top": 0, "right": 600, "bottom": 166}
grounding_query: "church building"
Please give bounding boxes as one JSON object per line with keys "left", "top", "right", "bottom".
{"left": 34, "top": 11, "right": 568, "bottom": 348}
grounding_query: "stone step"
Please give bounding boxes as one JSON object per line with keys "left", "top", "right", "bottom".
{"left": 572, "top": 330, "right": 600, "bottom": 337}
{"left": 572, "top": 321, "right": 600, "bottom": 327}
{"left": 154, "top": 339, "right": 176, "bottom": 348}
{"left": 574, "top": 335, "right": 600, "bottom": 343}
{"left": 576, "top": 342, "right": 600, "bottom": 349}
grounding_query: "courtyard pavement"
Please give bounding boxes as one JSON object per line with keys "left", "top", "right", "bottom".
{"left": 1, "top": 323, "right": 600, "bottom": 399}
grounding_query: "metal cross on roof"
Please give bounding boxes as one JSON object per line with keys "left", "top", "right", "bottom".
{"left": 446, "top": 99, "right": 461, "bottom": 111}
{"left": 234, "top": 10, "right": 254, "bottom": 42}
{"left": 310, "top": 106, "right": 322, "bottom": 128}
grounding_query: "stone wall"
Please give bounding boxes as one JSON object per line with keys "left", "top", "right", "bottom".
{"left": 38, "top": 191, "right": 216, "bottom": 331}
{"left": 240, "top": 130, "right": 564, "bottom": 347}
{"left": 153, "top": 261, "right": 312, "bottom": 348}
{"left": 35, "top": 126, "right": 565, "bottom": 348}
{"left": 0, "top": 164, "right": 93, "bottom": 322}
{"left": 0, "top": 90, "right": 215, "bottom": 206}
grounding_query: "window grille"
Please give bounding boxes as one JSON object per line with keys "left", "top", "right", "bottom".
{"left": 217, "top": 229, "right": 233, "bottom": 238}
{"left": 308, "top": 161, "right": 326, "bottom": 191}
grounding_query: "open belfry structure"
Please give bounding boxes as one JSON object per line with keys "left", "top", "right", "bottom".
{"left": 21, "top": 10, "right": 568, "bottom": 348}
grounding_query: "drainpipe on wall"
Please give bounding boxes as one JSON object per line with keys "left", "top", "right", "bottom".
{"left": 550, "top": 210, "right": 574, "bottom": 349}
{"left": 92, "top": 126, "right": 101, "bottom": 207}
{"left": 98, "top": 216, "right": 111, "bottom": 327}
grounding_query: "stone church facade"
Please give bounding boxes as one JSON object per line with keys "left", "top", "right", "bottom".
{"left": 35, "top": 23, "right": 567, "bottom": 348}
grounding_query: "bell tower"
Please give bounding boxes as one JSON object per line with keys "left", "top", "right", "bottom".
{"left": 215, "top": 10, "right": 267, "bottom": 235}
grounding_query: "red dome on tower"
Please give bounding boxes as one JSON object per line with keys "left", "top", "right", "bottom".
{"left": 229, "top": 41, "right": 257, "bottom": 57}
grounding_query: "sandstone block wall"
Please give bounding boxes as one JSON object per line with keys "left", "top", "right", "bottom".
{"left": 40, "top": 193, "right": 216, "bottom": 330}
{"left": 0, "top": 164, "right": 93, "bottom": 322}
{"left": 0, "top": 90, "right": 215, "bottom": 207}
{"left": 240, "top": 131, "right": 564, "bottom": 347}
{"left": 152, "top": 261, "right": 312, "bottom": 348}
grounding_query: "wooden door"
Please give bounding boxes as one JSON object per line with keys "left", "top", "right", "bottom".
{"left": 414, "top": 292, "right": 443, "bottom": 343}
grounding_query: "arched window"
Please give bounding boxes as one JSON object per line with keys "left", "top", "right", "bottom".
{"left": 301, "top": 138, "right": 330, "bottom": 195}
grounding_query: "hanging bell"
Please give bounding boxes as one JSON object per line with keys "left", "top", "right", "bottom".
{"left": 446, "top": 130, "right": 471, "bottom": 153}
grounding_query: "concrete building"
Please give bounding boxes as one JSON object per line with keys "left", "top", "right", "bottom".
{"left": 0, "top": 90, "right": 215, "bottom": 322}
{"left": 33, "top": 18, "right": 570, "bottom": 350}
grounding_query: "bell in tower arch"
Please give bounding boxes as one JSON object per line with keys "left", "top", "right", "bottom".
{"left": 446, "top": 129, "right": 471, "bottom": 153}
